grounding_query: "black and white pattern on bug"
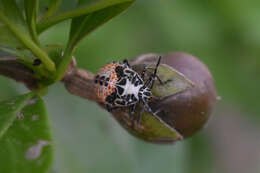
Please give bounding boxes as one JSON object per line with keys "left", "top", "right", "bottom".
{"left": 104, "top": 56, "right": 162, "bottom": 119}
{"left": 114, "top": 67, "right": 144, "bottom": 106}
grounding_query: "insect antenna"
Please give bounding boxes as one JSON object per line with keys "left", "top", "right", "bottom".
{"left": 143, "top": 56, "right": 162, "bottom": 88}
{"left": 150, "top": 56, "right": 162, "bottom": 88}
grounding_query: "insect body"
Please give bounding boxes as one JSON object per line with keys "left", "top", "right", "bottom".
{"left": 95, "top": 57, "right": 162, "bottom": 117}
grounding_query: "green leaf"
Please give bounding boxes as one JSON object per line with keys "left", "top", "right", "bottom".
{"left": 24, "top": 0, "right": 40, "bottom": 44}
{"left": 152, "top": 64, "right": 194, "bottom": 98}
{"left": 0, "top": 0, "right": 26, "bottom": 27}
{"left": 132, "top": 63, "right": 194, "bottom": 98}
{"left": 68, "top": 0, "right": 135, "bottom": 50}
{"left": 0, "top": 93, "right": 34, "bottom": 138}
{"left": 0, "top": 25, "right": 24, "bottom": 47}
{"left": 37, "top": 0, "right": 135, "bottom": 33}
{"left": 0, "top": 94, "right": 53, "bottom": 173}
{"left": 53, "top": 0, "right": 135, "bottom": 81}
{"left": 0, "top": 1, "right": 55, "bottom": 71}
{"left": 0, "top": 13, "right": 56, "bottom": 72}
{"left": 134, "top": 111, "right": 183, "bottom": 142}
{"left": 0, "top": 0, "right": 28, "bottom": 47}
{"left": 41, "top": 0, "right": 62, "bottom": 20}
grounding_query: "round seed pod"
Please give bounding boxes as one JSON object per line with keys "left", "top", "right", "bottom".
{"left": 143, "top": 52, "right": 218, "bottom": 138}
{"left": 109, "top": 52, "right": 218, "bottom": 143}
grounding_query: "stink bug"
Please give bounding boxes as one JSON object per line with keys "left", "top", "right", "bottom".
{"left": 94, "top": 56, "right": 162, "bottom": 119}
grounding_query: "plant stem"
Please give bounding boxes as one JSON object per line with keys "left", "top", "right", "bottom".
{"left": 0, "top": 13, "right": 56, "bottom": 72}
{"left": 28, "top": 20, "right": 41, "bottom": 46}
{"left": 25, "top": 0, "right": 41, "bottom": 45}
{"left": 55, "top": 46, "right": 73, "bottom": 81}
{"left": 0, "top": 59, "right": 37, "bottom": 89}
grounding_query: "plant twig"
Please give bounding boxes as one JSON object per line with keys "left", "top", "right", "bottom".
{"left": 0, "top": 57, "right": 97, "bottom": 102}
{"left": 0, "top": 59, "right": 37, "bottom": 89}
{"left": 61, "top": 57, "right": 97, "bottom": 102}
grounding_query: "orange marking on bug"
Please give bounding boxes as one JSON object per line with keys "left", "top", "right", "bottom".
{"left": 95, "top": 62, "right": 119, "bottom": 103}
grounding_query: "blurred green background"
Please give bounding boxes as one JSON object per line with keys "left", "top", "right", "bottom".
{"left": 1, "top": 0, "right": 260, "bottom": 173}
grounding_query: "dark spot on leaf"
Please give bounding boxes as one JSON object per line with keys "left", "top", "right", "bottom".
{"left": 33, "top": 59, "right": 41, "bottom": 66}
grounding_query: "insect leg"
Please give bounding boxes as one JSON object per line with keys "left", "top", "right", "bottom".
{"left": 129, "top": 103, "right": 137, "bottom": 117}
{"left": 144, "top": 102, "right": 154, "bottom": 115}
{"left": 144, "top": 77, "right": 151, "bottom": 87}
{"left": 136, "top": 106, "right": 145, "bottom": 124}
{"left": 143, "top": 56, "right": 162, "bottom": 89}
{"left": 141, "top": 66, "right": 148, "bottom": 80}
{"left": 106, "top": 104, "right": 113, "bottom": 112}
{"left": 106, "top": 104, "right": 120, "bottom": 112}
{"left": 155, "top": 74, "right": 163, "bottom": 84}
{"left": 141, "top": 67, "right": 162, "bottom": 84}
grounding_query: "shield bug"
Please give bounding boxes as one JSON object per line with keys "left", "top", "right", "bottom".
{"left": 94, "top": 56, "right": 162, "bottom": 119}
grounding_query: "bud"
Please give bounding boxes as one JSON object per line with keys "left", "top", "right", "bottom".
{"left": 109, "top": 52, "right": 218, "bottom": 143}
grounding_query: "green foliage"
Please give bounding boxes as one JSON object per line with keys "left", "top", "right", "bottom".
{"left": 0, "top": 93, "right": 53, "bottom": 173}
{"left": 0, "top": 0, "right": 136, "bottom": 172}
{"left": 39, "top": 1, "right": 260, "bottom": 172}
{"left": 152, "top": 64, "right": 193, "bottom": 98}
{"left": 0, "top": 0, "right": 135, "bottom": 81}
{"left": 55, "top": 0, "right": 136, "bottom": 80}
{"left": 24, "top": 0, "right": 40, "bottom": 44}
{"left": 68, "top": 0, "right": 135, "bottom": 50}
{"left": 0, "top": 93, "right": 33, "bottom": 138}
{"left": 0, "top": 0, "right": 28, "bottom": 47}
{"left": 37, "top": 0, "right": 135, "bottom": 34}
{"left": 0, "top": 7, "right": 55, "bottom": 72}
{"left": 132, "top": 110, "right": 183, "bottom": 142}
{"left": 4, "top": 0, "right": 260, "bottom": 173}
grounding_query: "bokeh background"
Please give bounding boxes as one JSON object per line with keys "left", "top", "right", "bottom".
{"left": 1, "top": 0, "right": 260, "bottom": 172}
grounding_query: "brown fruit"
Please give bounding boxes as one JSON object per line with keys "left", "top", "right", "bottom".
{"left": 148, "top": 52, "right": 218, "bottom": 138}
